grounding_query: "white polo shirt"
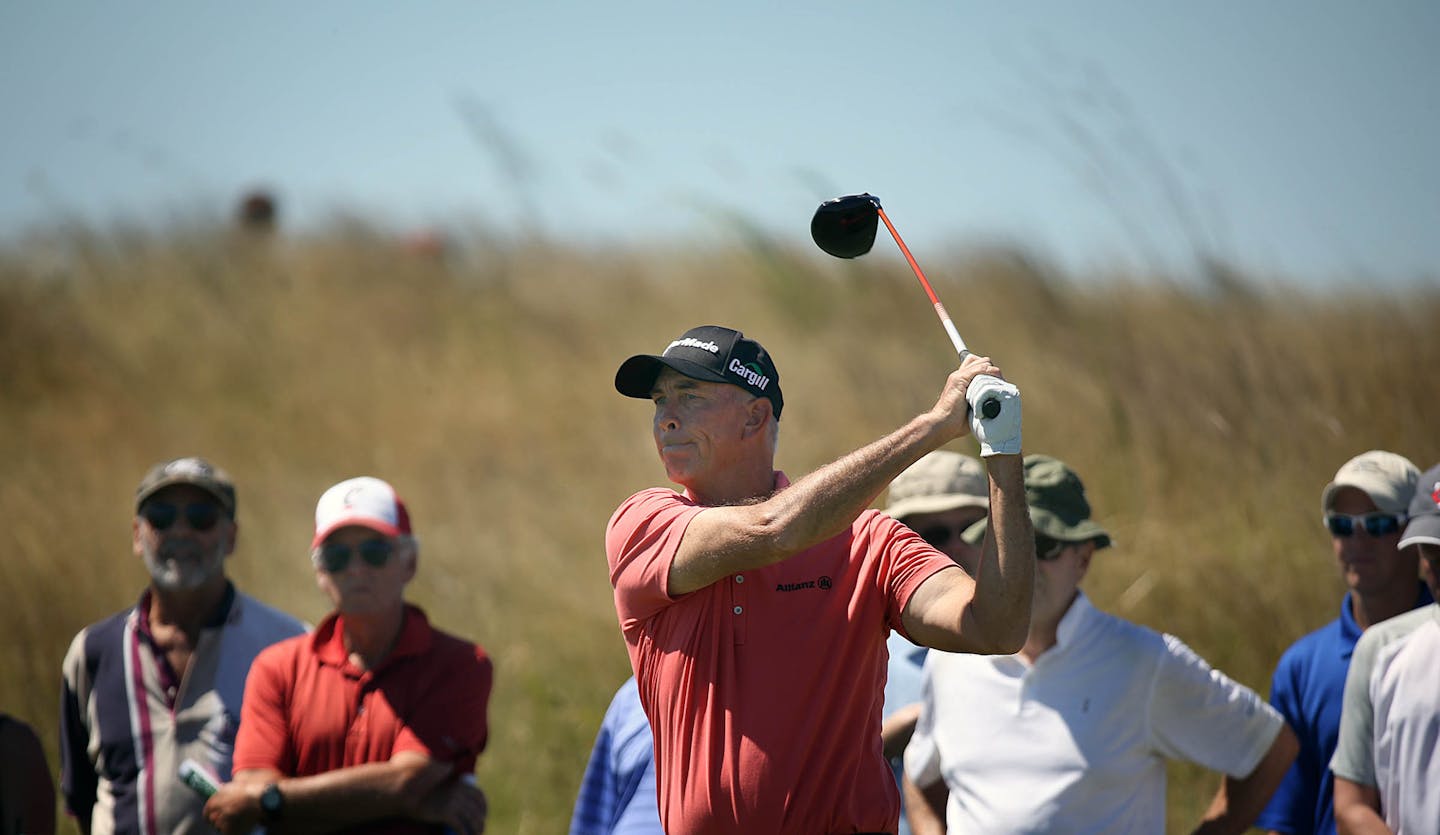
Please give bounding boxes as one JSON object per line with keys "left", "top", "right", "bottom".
{"left": 1331, "top": 604, "right": 1440, "bottom": 835}
{"left": 905, "top": 592, "right": 1283, "bottom": 834}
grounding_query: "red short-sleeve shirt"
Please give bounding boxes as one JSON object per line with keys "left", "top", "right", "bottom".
{"left": 605, "top": 472, "right": 956, "bottom": 835}
{"left": 233, "top": 605, "right": 492, "bottom": 832}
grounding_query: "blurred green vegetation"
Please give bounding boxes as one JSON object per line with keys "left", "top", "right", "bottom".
{"left": 2, "top": 222, "right": 1436, "bottom": 833}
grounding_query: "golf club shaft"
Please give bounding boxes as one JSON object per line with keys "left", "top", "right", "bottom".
{"left": 875, "top": 208, "right": 971, "bottom": 358}
{"left": 874, "top": 207, "right": 1002, "bottom": 420}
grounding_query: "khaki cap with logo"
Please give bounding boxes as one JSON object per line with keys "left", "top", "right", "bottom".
{"left": 962, "top": 454, "right": 1111, "bottom": 549}
{"left": 885, "top": 451, "right": 989, "bottom": 521}
{"left": 134, "top": 457, "right": 237, "bottom": 517}
{"left": 1320, "top": 450, "right": 1419, "bottom": 516}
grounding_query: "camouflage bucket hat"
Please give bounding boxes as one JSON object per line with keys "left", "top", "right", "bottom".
{"left": 962, "top": 454, "right": 1111, "bottom": 549}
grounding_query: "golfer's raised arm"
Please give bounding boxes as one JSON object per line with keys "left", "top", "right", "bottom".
{"left": 900, "top": 453, "right": 1033, "bottom": 654}
{"left": 669, "top": 354, "right": 1001, "bottom": 595}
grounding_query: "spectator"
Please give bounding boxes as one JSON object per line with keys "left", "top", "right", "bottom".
{"left": 59, "top": 457, "right": 306, "bottom": 835}
{"left": 606, "top": 324, "right": 1032, "bottom": 833}
{"left": 1258, "top": 451, "right": 1427, "bottom": 835}
{"left": 569, "top": 677, "right": 662, "bottom": 835}
{"left": 904, "top": 454, "right": 1298, "bottom": 834}
{"left": 1, "top": 712, "right": 55, "bottom": 834}
{"left": 879, "top": 450, "right": 989, "bottom": 835}
{"left": 205, "top": 477, "right": 493, "bottom": 835}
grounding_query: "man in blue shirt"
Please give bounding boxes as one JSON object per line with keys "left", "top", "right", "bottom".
{"left": 1257, "top": 450, "right": 1430, "bottom": 835}
{"left": 570, "top": 677, "right": 663, "bottom": 835}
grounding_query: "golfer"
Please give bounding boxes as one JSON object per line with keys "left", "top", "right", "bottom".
{"left": 606, "top": 324, "right": 1033, "bottom": 834}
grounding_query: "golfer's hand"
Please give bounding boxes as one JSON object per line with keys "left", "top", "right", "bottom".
{"left": 968, "top": 375, "right": 1022, "bottom": 456}
{"left": 934, "top": 353, "right": 1003, "bottom": 438}
{"left": 204, "top": 782, "right": 263, "bottom": 835}
{"left": 417, "top": 774, "right": 487, "bottom": 835}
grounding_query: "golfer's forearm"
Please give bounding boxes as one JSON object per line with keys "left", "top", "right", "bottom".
{"left": 760, "top": 412, "right": 952, "bottom": 553}
{"left": 672, "top": 410, "right": 961, "bottom": 594}
{"left": 967, "top": 455, "right": 1033, "bottom": 652}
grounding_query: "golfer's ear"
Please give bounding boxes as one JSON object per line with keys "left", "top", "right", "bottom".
{"left": 742, "top": 396, "right": 772, "bottom": 437}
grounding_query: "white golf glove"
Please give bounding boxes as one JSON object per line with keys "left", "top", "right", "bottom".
{"left": 967, "top": 374, "right": 1022, "bottom": 456}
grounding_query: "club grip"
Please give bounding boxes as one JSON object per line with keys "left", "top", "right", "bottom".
{"left": 956, "top": 352, "right": 1004, "bottom": 420}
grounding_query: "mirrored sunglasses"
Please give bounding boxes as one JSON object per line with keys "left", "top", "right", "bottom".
{"left": 318, "top": 539, "right": 395, "bottom": 573}
{"left": 140, "top": 501, "right": 222, "bottom": 532}
{"left": 1324, "top": 512, "right": 1406, "bottom": 538}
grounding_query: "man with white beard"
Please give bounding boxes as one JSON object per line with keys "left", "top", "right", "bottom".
{"left": 60, "top": 457, "right": 306, "bottom": 835}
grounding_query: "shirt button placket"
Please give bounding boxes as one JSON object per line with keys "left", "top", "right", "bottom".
{"left": 732, "top": 575, "right": 747, "bottom": 645}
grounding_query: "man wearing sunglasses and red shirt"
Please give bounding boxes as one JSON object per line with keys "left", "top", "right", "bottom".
{"left": 205, "top": 476, "right": 493, "bottom": 835}
{"left": 60, "top": 457, "right": 307, "bottom": 835}
{"left": 1257, "top": 450, "right": 1430, "bottom": 835}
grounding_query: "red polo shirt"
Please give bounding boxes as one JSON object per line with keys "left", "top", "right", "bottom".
{"left": 233, "top": 605, "right": 492, "bottom": 833}
{"left": 606, "top": 472, "right": 956, "bottom": 835}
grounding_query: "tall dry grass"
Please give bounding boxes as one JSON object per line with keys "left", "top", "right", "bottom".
{"left": 2, "top": 223, "right": 1436, "bottom": 832}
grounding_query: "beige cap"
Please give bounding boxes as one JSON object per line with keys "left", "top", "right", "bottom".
{"left": 1321, "top": 450, "right": 1420, "bottom": 515}
{"left": 885, "top": 451, "right": 989, "bottom": 521}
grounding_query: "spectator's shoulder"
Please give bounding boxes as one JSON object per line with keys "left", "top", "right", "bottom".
{"left": 234, "top": 591, "right": 309, "bottom": 638}
{"left": 1354, "top": 606, "right": 1434, "bottom": 663}
{"left": 249, "top": 629, "right": 310, "bottom": 671}
{"left": 63, "top": 606, "right": 135, "bottom": 668}
{"left": 1273, "top": 616, "right": 1344, "bottom": 672}
{"left": 430, "top": 625, "right": 494, "bottom": 674}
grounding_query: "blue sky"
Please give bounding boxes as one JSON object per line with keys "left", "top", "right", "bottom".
{"left": 3, "top": 2, "right": 1437, "bottom": 284}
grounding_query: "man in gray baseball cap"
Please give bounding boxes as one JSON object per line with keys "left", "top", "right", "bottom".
{"left": 60, "top": 457, "right": 306, "bottom": 835}
{"left": 905, "top": 454, "right": 1297, "bottom": 833}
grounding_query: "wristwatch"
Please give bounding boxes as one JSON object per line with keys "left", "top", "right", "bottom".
{"left": 259, "top": 782, "right": 285, "bottom": 822}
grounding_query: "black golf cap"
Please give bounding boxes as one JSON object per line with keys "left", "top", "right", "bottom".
{"left": 615, "top": 325, "right": 784, "bottom": 419}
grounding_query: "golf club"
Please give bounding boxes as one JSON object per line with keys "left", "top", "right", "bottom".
{"left": 811, "top": 193, "right": 1003, "bottom": 419}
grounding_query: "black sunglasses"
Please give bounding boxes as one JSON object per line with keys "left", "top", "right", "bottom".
{"left": 318, "top": 539, "right": 395, "bottom": 573}
{"left": 918, "top": 524, "right": 967, "bottom": 549}
{"left": 140, "top": 502, "right": 223, "bottom": 532}
{"left": 1325, "top": 512, "right": 1406, "bottom": 538}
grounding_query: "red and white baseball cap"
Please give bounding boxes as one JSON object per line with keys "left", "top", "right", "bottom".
{"left": 312, "top": 476, "right": 412, "bottom": 548}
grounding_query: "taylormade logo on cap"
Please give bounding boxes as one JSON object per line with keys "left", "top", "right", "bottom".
{"left": 666, "top": 337, "right": 720, "bottom": 354}
{"left": 729, "top": 358, "right": 771, "bottom": 390}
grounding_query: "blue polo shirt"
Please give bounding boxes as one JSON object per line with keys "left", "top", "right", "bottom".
{"left": 1256, "top": 583, "right": 1433, "bottom": 835}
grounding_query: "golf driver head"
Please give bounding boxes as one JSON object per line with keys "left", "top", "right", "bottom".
{"left": 811, "top": 193, "right": 882, "bottom": 259}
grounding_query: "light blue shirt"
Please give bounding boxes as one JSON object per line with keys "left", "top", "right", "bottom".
{"left": 570, "top": 677, "right": 663, "bottom": 835}
{"left": 884, "top": 631, "right": 929, "bottom": 835}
